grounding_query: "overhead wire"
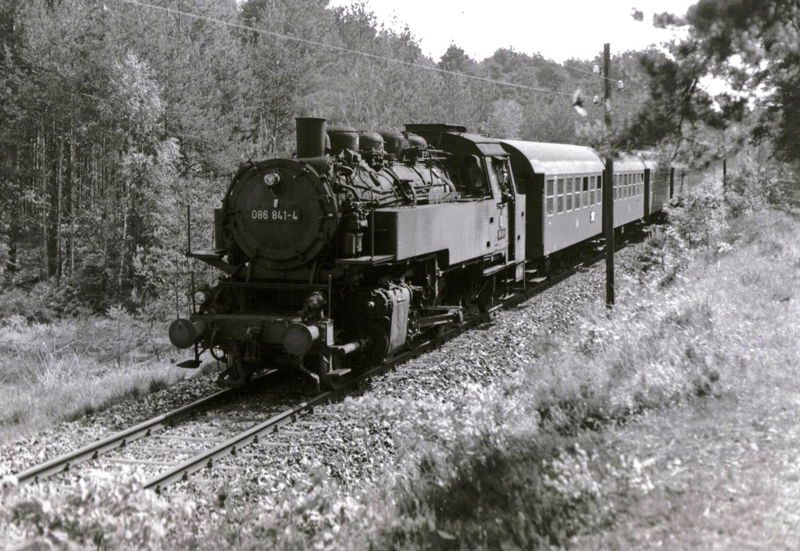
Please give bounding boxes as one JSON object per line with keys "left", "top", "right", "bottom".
{"left": 119, "top": 0, "right": 600, "bottom": 99}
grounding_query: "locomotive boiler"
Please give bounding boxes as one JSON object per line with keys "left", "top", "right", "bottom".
{"left": 169, "top": 118, "right": 526, "bottom": 389}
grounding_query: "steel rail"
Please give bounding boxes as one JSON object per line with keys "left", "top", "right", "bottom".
{"left": 14, "top": 387, "right": 236, "bottom": 485}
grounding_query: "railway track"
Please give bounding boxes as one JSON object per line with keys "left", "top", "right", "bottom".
{"left": 13, "top": 229, "right": 647, "bottom": 494}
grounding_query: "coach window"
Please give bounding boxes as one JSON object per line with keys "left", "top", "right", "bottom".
{"left": 582, "top": 176, "right": 589, "bottom": 207}
{"left": 574, "top": 181, "right": 581, "bottom": 209}
{"left": 546, "top": 178, "right": 555, "bottom": 216}
{"left": 597, "top": 174, "right": 602, "bottom": 203}
{"left": 596, "top": 175, "right": 602, "bottom": 206}
{"left": 557, "top": 178, "right": 564, "bottom": 213}
{"left": 566, "top": 177, "right": 573, "bottom": 211}
{"left": 613, "top": 175, "right": 618, "bottom": 200}
{"left": 589, "top": 176, "right": 596, "bottom": 205}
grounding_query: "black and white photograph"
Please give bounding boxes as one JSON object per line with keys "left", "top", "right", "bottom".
{"left": 1, "top": 0, "right": 798, "bottom": 548}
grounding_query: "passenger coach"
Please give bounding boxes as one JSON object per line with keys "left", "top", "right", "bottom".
{"left": 501, "top": 141, "right": 605, "bottom": 260}
{"left": 501, "top": 141, "right": 675, "bottom": 271}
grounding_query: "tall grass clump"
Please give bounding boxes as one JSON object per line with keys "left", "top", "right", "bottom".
{"left": 0, "top": 307, "right": 192, "bottom": 438}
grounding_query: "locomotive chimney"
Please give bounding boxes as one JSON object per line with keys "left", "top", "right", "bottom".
{"left": 295, "top": 117, "right": 327, "bottom": 158}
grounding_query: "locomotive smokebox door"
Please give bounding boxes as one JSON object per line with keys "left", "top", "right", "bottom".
{"left": 227, "top": 158, "right": 338, "bottom": 272}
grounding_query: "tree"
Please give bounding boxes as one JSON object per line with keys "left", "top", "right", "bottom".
{"left": 614, "top": 0, "right": 800, "bottom": 167}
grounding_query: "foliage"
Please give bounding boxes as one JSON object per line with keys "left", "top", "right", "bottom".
{"left": 0, "top": 311, "right": 191, "bottom": 433}
{"left": 5, "top": 476, "right": 201, "bottom": 550}
{"left": 0, "top": 0, "right": 667, "bottom": 318}
{"left": 724, "top": 158, "right": 788, "bottom": 217}
{"left": 666, "top": 179, "right": 728, "bottom": 254}
{"left": 626, "top": 0, "right": 800, "bottom": 168}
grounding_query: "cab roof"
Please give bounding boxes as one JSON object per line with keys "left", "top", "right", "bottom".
{"left": 405, "top": 124, "right": 508, "bottom": 156}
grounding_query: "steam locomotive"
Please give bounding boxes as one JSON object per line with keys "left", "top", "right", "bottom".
{"left": 169, "top": 118, "right": 679, "bottom": 389}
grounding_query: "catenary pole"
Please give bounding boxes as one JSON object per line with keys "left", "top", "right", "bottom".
{"left": 603, "top": 43, "right": 615, "bottom": 307}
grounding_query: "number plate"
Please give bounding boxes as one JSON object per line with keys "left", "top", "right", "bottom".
{"left": 251, "top": 209, "right": 300, "bottom": 223}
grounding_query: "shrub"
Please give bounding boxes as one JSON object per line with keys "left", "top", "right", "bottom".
{"left": 724, "top": 158, "right": 786, "bottom": 217}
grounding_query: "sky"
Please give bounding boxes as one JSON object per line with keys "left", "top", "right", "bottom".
{"left": 327, "top": 0, "right": 698, "bottom": 63}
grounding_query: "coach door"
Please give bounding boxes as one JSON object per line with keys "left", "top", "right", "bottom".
{"left": 486, "top": 157, "right": 523, "bottom": 263}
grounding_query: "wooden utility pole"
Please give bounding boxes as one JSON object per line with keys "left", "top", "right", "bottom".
{"left": 722, "top": 158, "right": 727, "bottom": 188}
{"left": 602, "top": 43, "right": 615, "bottom": 307}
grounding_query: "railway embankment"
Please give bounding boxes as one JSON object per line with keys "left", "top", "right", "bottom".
{"left": 3, "top": 190, "right": 799, "bottom": 549}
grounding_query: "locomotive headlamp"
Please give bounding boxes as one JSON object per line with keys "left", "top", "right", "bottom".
{"left": 263, "top": 171, "right": 281, "bottom": 187}
{"left": 194, "top": 290, "right": 209, "bottom": 305}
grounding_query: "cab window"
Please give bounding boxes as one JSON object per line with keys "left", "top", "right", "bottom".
{"left": 459, "top": 155, "right": 489, "bottom": 198}
{"left": 488, "top": 157, "right": 513, "bottom": 198}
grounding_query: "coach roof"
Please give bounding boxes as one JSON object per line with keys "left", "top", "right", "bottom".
{"left": 614, "top": 152, "right": 648, "bottom": 173}
{"left": 500, "top": 140, "right": 604, "bottom": 176}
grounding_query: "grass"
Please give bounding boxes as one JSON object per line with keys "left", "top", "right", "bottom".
{"left": 0, "top": 313, "right": 195, "bottom": 441}
{"left": 5, "top": 203, "right": 800, "bottom": 549}
{"left": 344, "top": 206, "right": 800, "bottom": 549}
